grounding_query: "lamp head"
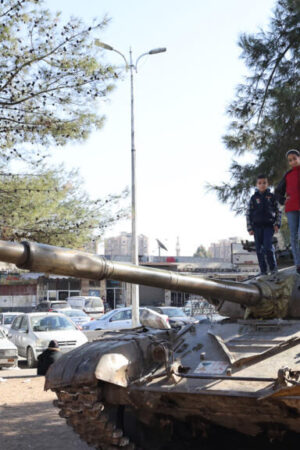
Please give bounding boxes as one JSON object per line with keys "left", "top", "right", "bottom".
{"left": 97, "top": 41, "right": 114, "bottom": 51}
{"left": 148, "top": 47, "right": 167, "bottom": 55}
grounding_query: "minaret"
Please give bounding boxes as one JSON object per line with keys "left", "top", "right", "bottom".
{"left": 176, "top": 236, "right": 180, "bottom": 257}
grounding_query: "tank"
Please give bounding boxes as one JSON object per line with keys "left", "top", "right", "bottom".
{"left": 1, "top": 239, "right": 300, "bottom": 449}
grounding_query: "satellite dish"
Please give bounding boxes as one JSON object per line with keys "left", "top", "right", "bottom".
{"left": 156, "top": 239, "right": 168, "bottom": 256}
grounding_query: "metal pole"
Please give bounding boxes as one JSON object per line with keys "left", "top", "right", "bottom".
{"left": 130, "top": 48, "right": 139, "bottom": 327}
{"left": 94, "top": 43, "right": 166, "bottom": 327}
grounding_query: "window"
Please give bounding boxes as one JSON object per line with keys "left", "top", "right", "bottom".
{"left": 47, "top": 290, "right": 57, "bottom": 300}
{"left": 58, "top": 291, "right": 69, "bottom": 300}
{"left": 30, "top": 315, "right": 76, "bottom": 331}
{"left": 110, "top": 310, "right": 131, "bottom": 321}
{"left": 19, "top": 316, "right": 29, "bottom": 332}
{"left": 36, "top": 303, "right": 47, "bottom": 311}
{"left": 50, "top": 302, "right": 69, "bottom": 309}
{"left": 11, "top": 315, "right": 23, "bottom": 330}
{"left": 85, "top": 298, "right": 103, "bottom": 308}
{"left": 4, "top": 314, "right": 18, "bottom": 325}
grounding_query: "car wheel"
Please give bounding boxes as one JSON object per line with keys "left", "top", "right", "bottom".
{"left": 27, "top": 347, "right": 37, "bottom": 368}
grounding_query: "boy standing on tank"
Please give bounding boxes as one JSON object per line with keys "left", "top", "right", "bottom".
{"left": 246, "top": 174, "right": 281, "bottom": 275}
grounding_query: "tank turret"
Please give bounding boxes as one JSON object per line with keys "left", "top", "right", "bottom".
{"left": 0, "top": 239, "right": 299, "bottom": 319}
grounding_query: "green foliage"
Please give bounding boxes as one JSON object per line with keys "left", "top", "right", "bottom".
{"left": 0, "top": 0, "right": 118, "bottom": 163}
{"left": 194, "top": 245, "right": 208, "bottom": 258}
{"left": 211, "top": 0, "right": 300, "bottom": 213}
{"left": 0, "top": 165, "right": 129, "bottom": 248}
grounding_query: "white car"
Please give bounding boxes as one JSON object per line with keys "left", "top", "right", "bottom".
{"left": 0, "top": 312, "right": 23, "bottom": 332}
{"left": 66, "top": 296, "right": 104, "bottom": 318}
{"left": 8, "top": 312, "right": 88, "bottom": 368}
{"left": 0, "top": 327, "right": 18, "bottom": 368}
{"left": 150, "top": 307, "right": 197, "bottom": 327}
{"left": 59, "top": 309, "right": 92, "bottom": 328}
{"left": 82, "top": 307, "right": 169, "bottom": 331}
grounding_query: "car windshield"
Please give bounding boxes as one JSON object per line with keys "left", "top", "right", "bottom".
{"left": 63, "top": 310, "right": 87, "bottom": 318}
{"left": 162, "top": 308, "right": 186, "bottom": 318}
{"left": 4, "top": 314, "right": 18, "bottom": 324}
{"left": 85, "top": 298, "right": 103, "bottom": 308}
{"left": 30, "top": 315, "right": 76, "bottom": 331}
{"left": 51, "top": 303, "right": 69, "bottom": 309}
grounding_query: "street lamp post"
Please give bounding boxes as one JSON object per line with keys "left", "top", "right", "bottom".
{"left": 98, "top": 42, "right": 166, "bottom": 327}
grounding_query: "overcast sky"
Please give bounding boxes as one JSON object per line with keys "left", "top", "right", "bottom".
{"left": 45, "top": 0, "right": 276, "bottom": 255}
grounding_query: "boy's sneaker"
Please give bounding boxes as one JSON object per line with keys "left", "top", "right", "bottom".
{"left": 270, "top": 268, "right": 278, "bottom": 275}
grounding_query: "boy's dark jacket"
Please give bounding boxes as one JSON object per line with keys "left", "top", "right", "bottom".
{"left": 246, "top": 188, "right": 281, "bottom": 232}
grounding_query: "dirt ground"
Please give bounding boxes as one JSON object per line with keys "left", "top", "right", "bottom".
{"left": 0, "top": 364, "right": 92, "bottom": 450}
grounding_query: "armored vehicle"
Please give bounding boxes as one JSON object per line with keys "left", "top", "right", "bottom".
{"left": 0, "top": 239, "right": 300, "bottom": 449}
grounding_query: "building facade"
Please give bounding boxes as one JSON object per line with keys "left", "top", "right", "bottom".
{"left": 208, "top": 237, "right": 241, "bottom": 261}
{"left": 104, "top": 232, "right": 149, "bottom": 257}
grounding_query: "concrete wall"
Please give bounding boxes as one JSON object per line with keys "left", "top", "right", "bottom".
{"left": 0, "top": 295, "right": 36, "bottom": 311}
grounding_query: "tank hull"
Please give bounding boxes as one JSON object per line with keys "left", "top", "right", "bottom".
{"left": 46, "top": 319, "right": 300, "bottom": 447}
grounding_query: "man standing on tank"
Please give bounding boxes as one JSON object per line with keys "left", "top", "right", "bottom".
{"left": 246, "top": 174, "right": 281, "bottom": 275}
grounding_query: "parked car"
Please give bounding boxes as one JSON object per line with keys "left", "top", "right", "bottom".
{"left": 35, "top": 301, "right": 71, "bottom": 312}
{"left": 8, "top": 312, "right": 88, "bottom": 368}
{"left": 82, "top": 307, "right": 169, "bottom": 331}
{"left": 194, "top": 313, "right": 227, "bottom": 323}
{"left": 149, "top": 306, "right": 197, "bottom": 327}
{"left": 0, "top": 327, "right": 18, "bottom": 368}
{"left": 0, "top": 312, "right": 23, "bottom": 332}
{"left": 59, "top": 309, "right": 92, "bottom": 329}
{"left": 66, "top": 296, "right": 104, "bottom": 318}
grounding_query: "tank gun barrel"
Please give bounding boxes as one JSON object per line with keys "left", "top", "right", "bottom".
{"left": 0, "top": 240, "right": 261, "bottom": 307}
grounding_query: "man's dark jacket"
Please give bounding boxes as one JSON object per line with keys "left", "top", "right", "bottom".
{"left": 37, "top": 349, "right": 61, "bottom": 375}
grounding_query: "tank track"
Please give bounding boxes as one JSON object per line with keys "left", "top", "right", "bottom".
{"left": 52, "top": 383, "right": 135, "bottom": 450}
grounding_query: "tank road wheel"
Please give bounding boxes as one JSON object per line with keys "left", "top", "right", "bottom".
{"left": 53, "top": 383, "right": 135, "bottom": 450}
{"left": 27, "top": 347, "right": 37, "bottom": 368}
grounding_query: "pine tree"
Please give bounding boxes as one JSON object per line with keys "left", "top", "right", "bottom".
{"left": 212, "top": 0, "right": 300, "bottom": 213}
{"left": 0, "top": 0, "right": 117, "bottom": 163}
{"left": 0, "top": 165, "right": 129, "bottom": 248}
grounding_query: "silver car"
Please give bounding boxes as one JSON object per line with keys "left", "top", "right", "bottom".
{"left": 0, "top": 312, "right": 23, "bottom": 332}
{"left": 8, "top": 312, "right": 88, "bottom": 368}
{"left": 0, "top": 327, "right": 18, "bottom": 368}
{"left": 82, "top": 307, "right": 169, "bottom": 331}
{"left": 59, "top": 309, "right": 92, "bottom": 329}
{"left": 150, "top": 306, "right": 197, "bottom": 327}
